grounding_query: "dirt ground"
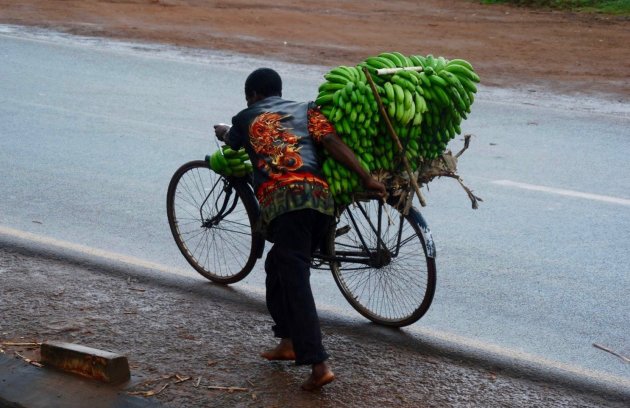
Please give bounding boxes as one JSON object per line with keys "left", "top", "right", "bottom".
{"left": 1, "top": 246, "right": 627, "bottom": 407}
{"left": 0, "top": 0, "right": 628, "bottom": 99}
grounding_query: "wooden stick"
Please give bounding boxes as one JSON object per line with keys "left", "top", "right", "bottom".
{"left": 207, "top": 385, "right": 248, "bottom": 392}
{"left": 363, "top": 67, "right": 427, "bottom": 208}
{"left": 455, "top": 134, "right": 472, "bottom": 159}
{"left": 1, "top": 342, "right": 41, "bottom": 347}
{"left": 128, "top": 383, "right": 169, "bottom": 397}
{"left": 376, "top": 66, "right": 424, "bottom": 76}
{"left": 593, "top": 343, "right": 630, "bottom": 364}
{"left": 174, "top": 375, "right": 192, "bottom": 384}
{"left": 14, "top": 351, "right": 43, "bottom": 367}
{"left": 207, "top": 359, "right": 224, "bottom": 366}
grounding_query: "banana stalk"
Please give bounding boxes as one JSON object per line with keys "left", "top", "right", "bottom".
{"left": 363, "top": 67, "right": 426, "bottom": 210}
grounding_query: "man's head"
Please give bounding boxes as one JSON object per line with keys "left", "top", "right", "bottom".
{"left": 245, "top": 68, "right": 282, "bottom": 106}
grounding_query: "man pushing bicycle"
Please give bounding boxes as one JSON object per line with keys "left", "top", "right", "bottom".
{"left": 214, "top": 68, "right": 385, "bottom": 391}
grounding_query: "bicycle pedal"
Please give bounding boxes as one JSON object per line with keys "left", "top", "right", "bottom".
{"left": 335, "top": 225, "right": 351, "bottom": 237}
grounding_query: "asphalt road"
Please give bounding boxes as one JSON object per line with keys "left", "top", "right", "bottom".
{"left": 1, "top": 26, "right": 629, "bottom": 389}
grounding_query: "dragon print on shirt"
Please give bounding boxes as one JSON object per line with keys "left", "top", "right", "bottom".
{"left": 249, "top": 112, "right": 303, "bottom": 175}
{"left": 229, "top": 101, "right": 335, "bottom": 227}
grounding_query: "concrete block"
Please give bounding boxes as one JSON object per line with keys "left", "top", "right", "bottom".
{"left": 40, "top": 341, "right": 130, "bottom": 384}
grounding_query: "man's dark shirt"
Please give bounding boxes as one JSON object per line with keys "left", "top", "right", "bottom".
{"left": 225, "top": 96, "right": 335, "bottom": 226}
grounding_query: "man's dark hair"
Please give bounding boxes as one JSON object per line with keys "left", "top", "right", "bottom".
{"left": 245, "top": 68, "right": 282, "bottom": 98}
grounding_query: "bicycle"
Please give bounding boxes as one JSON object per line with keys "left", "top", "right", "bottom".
{"left": 166, "top": 154, "right": 437, "bottom": 328}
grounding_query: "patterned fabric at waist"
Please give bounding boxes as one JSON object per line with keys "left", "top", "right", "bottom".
{"left": 256, "top": 172, "right": 328, "bottom": 204}
{"left": 257, "top": 178, "right": 335, "bottom": 226}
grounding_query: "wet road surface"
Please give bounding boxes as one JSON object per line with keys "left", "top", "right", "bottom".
{"left": 0, "top": 26, "right": 629, "bottom": 391}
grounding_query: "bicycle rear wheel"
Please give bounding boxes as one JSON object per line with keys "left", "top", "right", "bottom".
{"left": 328, "top": 199, "right": 436, "bottom": 327}
{"left": 166, "top": 160, "right": 261, "bottom": 284}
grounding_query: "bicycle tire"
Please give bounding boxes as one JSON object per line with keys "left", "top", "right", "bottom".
{"left": 327, "top": 200, "right": 436, "bottom": 327}
{"left": 166, "top": 160, "right": 261, "bottom": 284}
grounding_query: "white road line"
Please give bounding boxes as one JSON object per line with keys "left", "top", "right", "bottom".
{"left": 0, "top": 224, "right": 276, "bottom": 297}
{"left": 492, "top": 180, "right": 630, "bottom": 206}
{"left": 2, "top": 224, "right": 630, "bottom": 389}
{"left": 406, "top": 325, "right": 630, "bottom": 390}
{"left": 0, "top": 225, "right": 189, "bottom": 276}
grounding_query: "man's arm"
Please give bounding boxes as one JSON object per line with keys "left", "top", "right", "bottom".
{"left": 321, "top": 134, "right": 387, "bottom": 197}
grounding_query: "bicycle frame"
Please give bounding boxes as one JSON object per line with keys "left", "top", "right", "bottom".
{"left": 200, "top": 177, "right": 238, "bottom": 228}
{"left": 212, "top": 171, "right": 436, "bottom": 269}
{"left": 312, "top": 198, "right": 435, "bottom": 268}
{"left": 314, "top": 200, "right": 388, "bottom": 266}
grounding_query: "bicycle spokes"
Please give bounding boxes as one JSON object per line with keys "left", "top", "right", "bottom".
{"left": 327, "top": 198, "right": 436, "bottom": 327}
{"left": 167, "top": 160, "right": 261, "bottom": 284}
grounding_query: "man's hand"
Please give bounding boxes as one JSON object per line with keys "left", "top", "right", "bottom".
{"left": 214, "top": 124, "right": 231, "bottom": 141}
{"left": 361, "top": 176, "right": 387, "bottom": 198}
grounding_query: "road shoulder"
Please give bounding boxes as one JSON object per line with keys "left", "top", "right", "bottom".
{"left": 0, "top": 244, "right": 626, "bottom": 407}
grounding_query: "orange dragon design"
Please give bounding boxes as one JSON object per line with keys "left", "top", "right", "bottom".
{"left": 249, "top": 112, "right": 303, "bottom": 175}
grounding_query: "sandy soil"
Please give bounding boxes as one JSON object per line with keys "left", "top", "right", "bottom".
{"left": 0, "top": 0, "right": 628, "bottom": 99}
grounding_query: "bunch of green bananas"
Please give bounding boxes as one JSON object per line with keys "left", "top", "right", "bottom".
{"left": 315, "top": 52, "right": 480, "bottom": 204}
{"left": 206, "top": 145, "right": 253, "bottom": 177}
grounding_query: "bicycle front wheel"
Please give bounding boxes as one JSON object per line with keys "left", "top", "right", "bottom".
{"left": 328, "top": 199, "right": 436, "bottom": 327}
{"left": 166, "top": 160, "right": 261, "bottom": 284}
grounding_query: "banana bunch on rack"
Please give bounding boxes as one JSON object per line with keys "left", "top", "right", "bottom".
{"left": 206, "top": 145, "right": 253, "bottom": 177}
{"left": 315, "top": 52, "right": 480, "bottom": 204}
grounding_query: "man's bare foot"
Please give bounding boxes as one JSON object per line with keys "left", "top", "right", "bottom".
{"left": 301, "top": 362, "right": 335, "bottom": 391}
{"left": 260, "top": 338, "right": 296, "bottom": 361}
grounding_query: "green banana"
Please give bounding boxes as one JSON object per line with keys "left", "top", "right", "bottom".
{"left": 324, "top": 73, "right": 352, "bottom": 85}
{"left": 349, "top": 89, "right": 358, "bottom": 104}
{"left": 392, "top": 84, "right": 405, "bottom": 105}
{"left": 446, "top": 58, "right": 475, "bottom": 71}
{"left": 410, "top": 55, "right": 426, "bottom": 67}
{"left": 398, "top": 70, "right": 419, "bottom": 86}
{"left": 417, "top": 72, "right": 431, "bottom": 88}
{"left": 434, "top": 56, "right": 448, "bottom": 71}
{"left": 315, "top": 93, "right": 334, "bottom": 106}
{"left": 391, "top": 74, "right": 415, "bottom": 93}
{"left": 403, "top": 89, "right": 413, "bottom": 110}
{"left": 328, "top": 66, "right": 352, "bottom": 80}
{"left": 387, "top": 101, "right": 396, "bottom": 120}
{"left": 379, "top": 52, "right": 403, "bottom": 67}
{"left": 208, "top": 148, "right": 252, "bottom": 177}
{"left": 318, "top": 82, "right": 345, "bottom": 93}
{"left": 439, "top": 71, "right": 470, "bottom": 111}
{"left": 316, "top": 53, "right": 479, "bottom": 204}
{"left": 427, "top": 73, "right": 449, "bottom": 88}
{"left": 457, "top": 74, "right": 478, "bottom": 94}
{"left": 391, "top": 51, "right": 410, "bottom": 67}
{"left": 414, "top": 93, "right": 427, "bottom": 114}
{"left": 384, "top": 82, "right": 395, "bottom": 101}
{"left": 448, "top": 87, "right": 467, "bottom": 114}
{"left": 368, "top": 56, "right": 395, "bottom": 69}
{"left": 444, "top": 63, "right": 480, "bottom": 83}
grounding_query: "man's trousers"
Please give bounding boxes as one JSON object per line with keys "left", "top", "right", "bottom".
{"left": 264, "top": 209, "right": 333, "bottom": 365}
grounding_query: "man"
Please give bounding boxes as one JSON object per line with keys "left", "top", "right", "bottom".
{"left": 214, "top": 68, "right": 386, "bottom": 391}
